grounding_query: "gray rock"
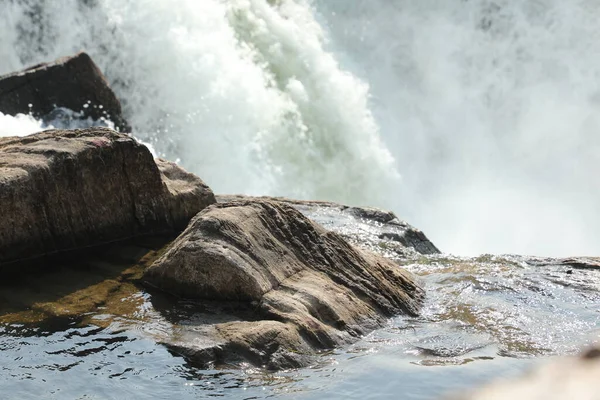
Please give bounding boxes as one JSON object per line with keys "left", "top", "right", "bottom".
{"left": 144, "top": 199, "right": 424, "bottom": 369}
{"left": 0, "top": 128, "right": 215, "bottom": 266}
{"left": 0, "top": 52, "right": 130, "bottom": 132}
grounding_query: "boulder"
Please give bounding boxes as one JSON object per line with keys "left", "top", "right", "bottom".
{"left": 144, "top": 200, "right": 424, "bottom": 369}
{"left": 0, "top": 52, "right": 130, "bottom": 132}
{"left": 0, "top": 128, "right": 215, "bottom": 266}
{"left": 456, "top": 347, "right": 600, "bottom": 400}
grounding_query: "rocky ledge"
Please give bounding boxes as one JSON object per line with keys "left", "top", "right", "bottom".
{"left": 0, "top": 128, "right": 215, "bottom": 266}
{"left": 0, "top": 52, "right": 598, "bottom": 396}
{"left": 144, "top": 199, "right": 424, "bottom": 369}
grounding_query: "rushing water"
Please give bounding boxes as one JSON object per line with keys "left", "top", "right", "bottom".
{"left": 1, "top": 0, "right": 600, "bottom": 399}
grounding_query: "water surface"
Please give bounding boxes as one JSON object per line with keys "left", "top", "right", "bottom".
{"left": 1, "top": 208, "right": 597, "bottom": 399}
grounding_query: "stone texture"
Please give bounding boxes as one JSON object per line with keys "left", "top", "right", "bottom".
{"left": 456, "top": 347, "right": 600, "bottom": 400}
{"left": 0, "top": 52, "right": 130, "bottom": 132}
{"left": 0, "top": 128, "right": 215, "bottom": 266}
{"left": 216, "top": 195, "right": 441, "bottom": 256}
{"left": 144, "top": 199, "right": 424, "bottom": 369}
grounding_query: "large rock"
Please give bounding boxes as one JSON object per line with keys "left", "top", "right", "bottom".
{"left": 0, "top": 52, "right": 130, "bottom": 132}
{"left": 456, "top": 347, "right": 600, "bottom": 400}
{"left": 0, "top": 128, "right": 215, "bottom": 266}
{"left": 144, "top": 200, "right": 424, "bottom": 369}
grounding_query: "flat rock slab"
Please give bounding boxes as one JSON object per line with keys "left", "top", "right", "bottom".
{"left": 0, "top": 52, "right": 130, "bottom": 132}
{"left": 144, "top": 199, "right": 424, "bottom": 369}
{"left": 0, "top": 128, "right": 215, "bottom": 266}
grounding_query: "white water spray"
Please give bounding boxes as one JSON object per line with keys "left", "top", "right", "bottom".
{"left": 0, "top": 0, "right": 398, "bottom": 205}
{"left": 0, "top": 0, "right": 599, "bottom": 256}
{"left": 0, "top": 112, "right": 46, "bottom": 137}
{"left": 315, "top": 0, "right": 600, "bottom": 256}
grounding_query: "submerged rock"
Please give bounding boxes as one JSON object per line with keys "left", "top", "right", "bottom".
{"left": 0, "top": 52, "right": 130, "bottom": 132}
{"left": 144, "top": 199, "right": 424, "bottom": 369}
{"left": 0, "top": 128, "right": 215, "bottom": 266}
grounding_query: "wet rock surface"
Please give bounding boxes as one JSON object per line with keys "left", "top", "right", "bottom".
{"left": 144, "top": 199, "right": 424, "bottom": 369}
{"left": 0, "top": 128, "right": 215, "bottom": 266}
{"left": 0, "top": 208, "right": 597, "bottom": 380}
{"left": 526, "top": 256, "right": 600, "bottom": 271}
{"left": 0, "top": 235, "right": 173, "bottom": 327}
{"left": 216, "top": 195, "right": 440, "bottom": 256}
{"left": 0, "top": 52, "right": 130, "bottom": 132}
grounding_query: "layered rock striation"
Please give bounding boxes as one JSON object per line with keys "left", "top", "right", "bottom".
{"left": 144, "top": 199, "right": 424, "bottom": 368}
{"left": 217, "top": 194, "right": 441, "bottom": 256}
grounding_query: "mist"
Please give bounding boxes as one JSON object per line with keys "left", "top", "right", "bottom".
{"left": 315, "top": 0, "right": 600, "bottom": 256}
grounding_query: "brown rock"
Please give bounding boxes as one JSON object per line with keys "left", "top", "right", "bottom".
{"left": 0, "top": 128, "right": 215, "bottom": 266}
{"left": 0, "top": 52, "right": 130, "bottom": 132}
{"left": 144, "top": 200, "right": 424, "bottom": 369}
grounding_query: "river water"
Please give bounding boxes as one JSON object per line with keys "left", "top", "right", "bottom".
{"left": 0, "top": 206, "right": 598, "bottom": 399}
{"left": 1, "top": 0, "right": 599, "bottom": 398}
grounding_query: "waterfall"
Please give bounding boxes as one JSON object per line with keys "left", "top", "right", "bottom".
{"left": 1, "top": 0, "right": 599, "bottom": 256}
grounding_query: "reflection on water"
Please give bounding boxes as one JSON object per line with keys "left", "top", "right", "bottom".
{"left": 0, "top": 208, "right": 599, "bottom": 399}
{"left": 0, "top": 319, "right": 540, "bottom": 399}
{"left": 0, "top": 320, "right": 537, "bottom": 400}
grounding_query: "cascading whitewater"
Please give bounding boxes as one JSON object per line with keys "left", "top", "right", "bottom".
{"left": 0, "top": 0, "right": 398, "bottom": 207}
{"left": 1, "top": 0, "right": 599, "bottom": 256}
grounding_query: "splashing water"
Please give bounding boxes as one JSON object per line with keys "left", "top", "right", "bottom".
{"left": 1, "top": 0, "right": 599, "bottom": 256}
{"left": 0, "top": 0, "right": 398, "bottom": 206}
{"left": 0, "top": 112, "right": 46, "bottom": 137}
